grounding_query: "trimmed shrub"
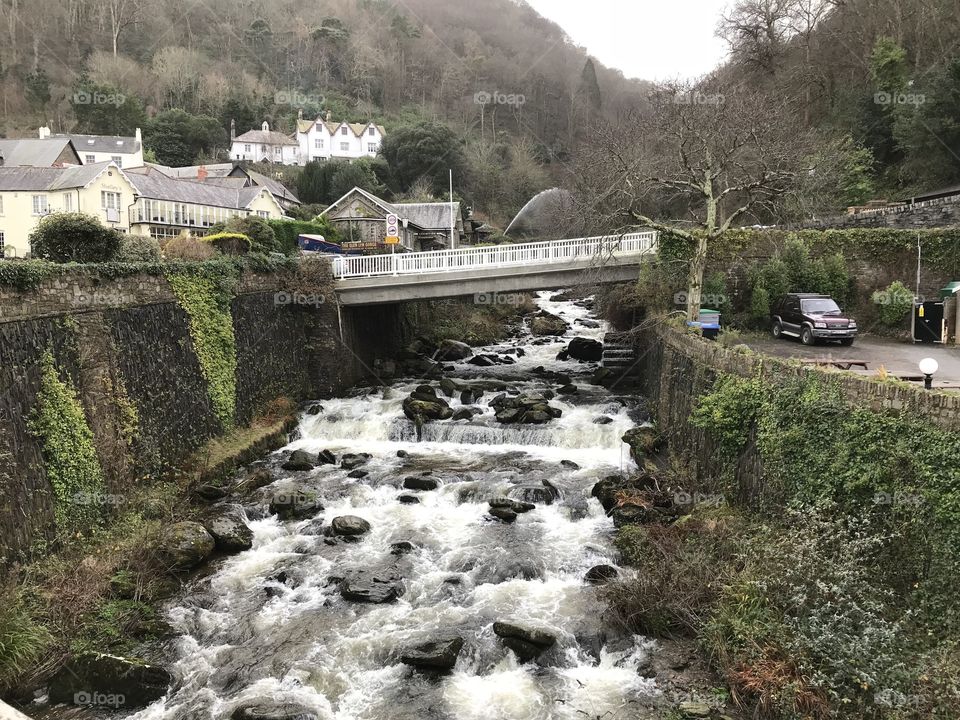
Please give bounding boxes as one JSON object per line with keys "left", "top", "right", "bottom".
{"left": 163, "top": 233, "right": 218, "bottom": 261}
{"left": 28, "top": 213, "right": 123, "bottom": 263}
{"left": 223, "top": 216, "right": 278, "bottom": 254}
{"left": 873, "top": 280, "right": 914, "bottom": 326}
{"left": 115, "top": 235, "right": 162, "bottom": 263}
{"left": 202, "top": 232, "right": 251, "bottom": 256}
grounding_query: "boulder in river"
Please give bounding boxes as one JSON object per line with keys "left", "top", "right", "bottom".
{"left": 490, "top": 393, "right": 562, "bottom": 425}
{"left": 331, "top": 515, "right": 371, "bottom": 536}
{"left": 403, "top": 476, "right": 439, "bottom": 491}
{"left": 511, "top": 480, "right": 560, "bottom": 505}
{"left": 340, "top": 571, "right": 404, "bottom": 603}
{"left": 281, "top": 449, "right": 316, "bottom": 472}
{"left": 340, "top": 453, "right": 370, "bottom": 470}
{"left": 400, "top": 637, "right": 464, "bottom": 671}
{"left": 269, "top": 490, "right": 323, "bottom": 520}
{"left": 530, "top": 310, "right": 568, "bottom": 336}
{"left": 488, "top": 506, "right": 517, "bottom": 523}
{"left": 452, "top": 408, "right": 474, "bottom": 421}
{"left": 566, "top": 337, "right": 603, "bottom": 362}
{"left": 398, "top": 494, "right": 420, "bottom": 504}
{"left": 48, "top": 652, "right": 172, "bottom": 708}
{"left": 584, "top": 565, "right": 619, "bottom": 584}
{"left": 234, "top": 467, "right": 274, "bottom": 495}
{"left": 231, "top": 702, "right": 321, "bottom": 720}
{"left": 493, "top": 621, "right": 557, "bottom": 662}
{"left": 391, "top": 541, "right": 416, "bottom": 555}
{"left": 317, "top": 449, "right": 337, "bottom": 465}
{"left": 622, "top": 426, "right": 663, "bottom": 464}
{"left": 203, "top": 510, "right": 253, "bottom": 553}
{"left": 156, "top": 521, "right": 215, "bottom": 571}
{"left": 434, "top": 339, "right": 473, "bottom": 361}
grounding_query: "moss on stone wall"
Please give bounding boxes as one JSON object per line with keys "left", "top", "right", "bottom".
{"left": 27, "top": 352, "right": 107, "bottom": 534}
{"left": 165, "top": 267, "right": 240, "bottom": 431}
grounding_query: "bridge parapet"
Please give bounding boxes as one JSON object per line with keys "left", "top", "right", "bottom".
{"left": 331, "top": 231, "right": 658, "bottom": 279}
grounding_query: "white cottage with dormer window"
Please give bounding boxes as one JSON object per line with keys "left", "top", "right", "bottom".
{"left": 231, "top": 122, "right": 301, "bottom": 165}
{"left": 295, "top": 115, "right": 384, "bottom": 163}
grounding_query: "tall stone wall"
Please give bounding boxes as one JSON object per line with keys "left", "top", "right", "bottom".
{"left": 803, "top": 197, "right": 960, "bottom": 230}
{"left": 0, "top": 270, "right": 408, "bottom": 561}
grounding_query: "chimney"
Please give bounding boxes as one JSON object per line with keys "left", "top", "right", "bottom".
{"left": 325, "top": 110, "right": 331, "bottom": 122}
{"left": 39, "top": 126, "right": 50, "bottom": 139}
{"left": 197, "top": 165, "right": 208, "bottom": 182}
{"left": 298, "top": 109, "right": 303, "bottom": 121}
{"left": 135, "top": 127, "right": 142, "bottom": 143}
{"left": 230, "top": 119, "right": 236, "bottom": 141}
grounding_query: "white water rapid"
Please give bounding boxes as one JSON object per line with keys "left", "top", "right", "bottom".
{"left": 127, "top": 291, "right": 660, "bottom": 720}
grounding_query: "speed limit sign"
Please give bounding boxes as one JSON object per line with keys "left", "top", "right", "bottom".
{"left": 385, "top": 213, "right": 399, "bottom": 242}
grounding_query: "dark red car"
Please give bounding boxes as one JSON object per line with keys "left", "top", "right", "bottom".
{"left": 771, "top": 293, "right": 858, "bottom": 346}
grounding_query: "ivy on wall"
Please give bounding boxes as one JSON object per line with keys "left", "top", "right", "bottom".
{"left": 27, "top": 352, "right": 106, "bottom": 534}
{"left": 165, "top": 266, "right": 240, "bottom": 431}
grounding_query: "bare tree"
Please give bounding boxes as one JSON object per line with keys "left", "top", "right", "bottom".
{"left": 580, "top": 80, "right": 814, "bottom": 320}
{"left": 102, "top": 0, "right": 142, "bottom": 57}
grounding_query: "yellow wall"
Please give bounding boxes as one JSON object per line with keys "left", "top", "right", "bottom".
{"left": 247, "top": 190, "right": 285, "bottom": 219}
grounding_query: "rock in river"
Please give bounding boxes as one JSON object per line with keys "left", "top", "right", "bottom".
{"left": 231, "top": 702, "right": 321, "bottom": 720}
{"left": 340, "top": 570, "right": 404, "bottom": 603}
{"left": 281, "top": 449, "right": 316, "bottom": 472}
{"left": 490, "top": 393, "right": 562, "bottom": 425}
{"left": 584, "top": 564, "right": 619, "bottom": 584}
{"left": 434, "top": 339, "right": 473, "bottom": 361}
{"left": 48, "top": 651, "right": 172, "bottom": 708}
{"left": 156, "top": 521, "right": 215, "bottom": 571}
{"left": 331, "top": 515, "right": 371, "bottom": 536}
{"left": 269, "top": 490, "right": 323, "bottom": 520}
{"left": 400, "top": 637, "right": 464, "bottom": 671}
{"left": 493, "top": 621, "right": 557, "bottom": 662}
{"left": 404, "top": 476, "right": 440, "bottom": 491}
{"left": 566, "top": 336, "right": 603, "bottom": 362}
{"left": 203, "top": 510, "right": 253, "bottom": 553}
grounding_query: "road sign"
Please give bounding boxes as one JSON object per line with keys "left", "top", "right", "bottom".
{"left": 385, "top": 212, "right": 400, "bottom": 244}
{"left": 384, "top": 237, "right": 400, "bottom": 245}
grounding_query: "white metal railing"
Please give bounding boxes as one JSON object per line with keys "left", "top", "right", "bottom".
{"left": 331, "top": 231, "right": 658, "bottom": 279}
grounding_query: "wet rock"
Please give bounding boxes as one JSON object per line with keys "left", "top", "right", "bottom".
{"left": 400, "top": 637, "right": 464, "bottom": 671}
{"left": 493, "top": 622, "right": 557, "bottom": 662}
{"left": 560, "top": 460, "right": 580, "bottom": 470}
{"left": 678, "top": 701, "right": 712, "bottom": 718}
{"left": 348, "top": 469, "right": 368, "bottom": 479}
{"left": 192, "top": 482, "right": 229, "bottom": 501}
{"left": 281, "top": 449, "right": 316, "bottom": 472}
{"left": 340, "top": 453, "right": 371, "bottom": 470}
{"left": 511, "top": 501, "right": 536, "bottom": 513}
{"left": 488, "top": 506, "right": 517, "bottom": 523}
{"left": 435, "top": 339, "right": 473, "bottom": 361}
{"left": 590, "top": 367, "right": 614, "bottom": 385}
{"left": 439, "top": 377, "right": 458, "bottom": 397}
{"left": 576, "top": 319, "right": 601, "bottom": 329}
{"left": 557, "top": 384, "right": 578, "bottom": 395}
{"left": 317, "top": 449, "right": 337, "bottom": 465}
{"left": 584, "top": 565, "right": 619, "bottom": 584}
{"left": 556, "top": 349, "right": 570, "bottom": 361}
{"left": 467, "top": 354, "right": 497, "bottom": 367}
{"left": 234, "top": 467, "right": 274, "bottom": 495}
{"left": 452, "top": 408, "right": 474, "bottom": 421}
{"left": 489, "top": 497, "right": 534, "bottom": 513}
{"left": 396, "top": 450, "right": 409, "bottom": 458}
{"left": 567, "top": 337, "right": 603, "bottom": 362}
{"left": 305, "top": 403, "right": 324, "bottom": 416}
{"left": 331, "top": 515, "right": 371, "bottom": 536}
{"left": 231, "top": 702, "right": 321, "bottom": 720}
{"left": 156, "top": 521, "right": 215, "bottom": 571}
{"left": 530, "top": 310, "right": 568, "bottom": 336}
{"left": 402, "top": 396, "right": 454, "bottom": 427}
{"left": 391, "top": 541, "right": 416, "bottom": 555}
{"left": 203, "top": 510, "right": 253, "bottom": 553}
{"left": 48, "top": 652, "right": 172, "bottom": 708}
{"left": 622, "top": 426, "right": 662, "bottom": 464}
{"left": 591, "top": 474, "right": 657, "bottom": 513}
{"left": 404, "top": 476, "right": 439, "bottom": 491}
{"left": 593, "top": 415, "right": 614, "bottom": 424}
{"left": 511, "top": 480, "right": 560, "bottom": 505}
{"left": 460, "top": 388, "right": 483, "bottom": 405}
{"left": 269, "top": 490, "right": 323, "bottom": 520}
{"left": 340, "top": 571, "right": 404, "bottom": 603}
{"left": 398, "top": 494, "right": 420, "bottom": 504}
{"left": 490, "top": 393, "right": 562, "bottom": 425}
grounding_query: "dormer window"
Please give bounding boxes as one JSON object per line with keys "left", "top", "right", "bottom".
{"left": 369, "top": 127, "right": 375, "bottom": 136}
{"left": 341, "top": 127, "right": 348, "bottom": 135}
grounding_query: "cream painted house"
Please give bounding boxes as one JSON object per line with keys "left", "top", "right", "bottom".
{"left": 0, "top": 162, "right": 286, "bottom": 257}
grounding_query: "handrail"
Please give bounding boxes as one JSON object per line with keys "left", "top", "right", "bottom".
{"left": 330, "top": 231, "right": 658, "bottom": 279}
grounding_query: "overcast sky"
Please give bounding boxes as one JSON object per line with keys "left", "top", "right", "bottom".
{"left": 524, "top": 0, "right": 732, "bottom": 81}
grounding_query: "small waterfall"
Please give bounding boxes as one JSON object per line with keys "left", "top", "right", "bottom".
{"left": 123, "top": 290, "right": 658, "bottom": 720}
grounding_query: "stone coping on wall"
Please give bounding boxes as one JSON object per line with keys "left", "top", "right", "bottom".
{"left": 651, "top": 327, "right": 960, "bottom": 431}
{"left": 0, "top": 270, "right": 290, "bottom": 324}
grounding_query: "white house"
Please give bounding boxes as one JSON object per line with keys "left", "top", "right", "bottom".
{"left": 231, "top": 122, "right": 301, "bottom": 165}
{"left": 38, "top": 127, "right": 144, "bottom": 169}
{"left": 296, "top": 114, "right": 385, "bottom": 163}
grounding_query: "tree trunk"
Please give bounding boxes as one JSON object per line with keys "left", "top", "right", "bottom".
{"left": 686, "top": 233, "right": 708, "bottom": 322}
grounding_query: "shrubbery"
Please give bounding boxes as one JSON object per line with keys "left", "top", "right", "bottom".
{"left": 872, "top": 280, "right": 914, "bottom": 327}
{"left": 202, "top": 232, "right": 251, "bottom": 255}
{"left": 115, "top": 235, "right": 162, "bottom": 263}
{"left": 28, "top": 213, "right": 123, "bottom": 263}
{"left": 163, "top": 233, "right": 218, "bottom": 260}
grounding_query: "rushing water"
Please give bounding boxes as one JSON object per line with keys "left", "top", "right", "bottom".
{"left": 129, "top": 291, "right": 659, "bottom": 720}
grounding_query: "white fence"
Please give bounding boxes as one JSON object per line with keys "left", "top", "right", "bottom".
{"left": 330, "top": 231, "right": 658, "bottom": 279}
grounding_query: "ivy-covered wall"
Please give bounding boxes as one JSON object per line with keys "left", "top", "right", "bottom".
{"left": 0, "top": 264, "right": 408, "bottom": 562}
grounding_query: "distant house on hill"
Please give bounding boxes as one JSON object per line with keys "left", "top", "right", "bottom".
{"left": 0, "top": 137, "right": 82, "bottom": 167}
{"left": 38, "top": 126, "right": 144, "bottom": 168}
{"left": 230, "top": 122, "right": 301, "bottom": 165}
{"left": 296, "top": 112, "right": 384, "bottom": 163}
{"left": 321, "top": 187, "right": 463, "bottom": 251}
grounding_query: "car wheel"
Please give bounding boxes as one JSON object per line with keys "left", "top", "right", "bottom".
{"left": 801, "top": 326, "right": 815, "bottom": 345}
{"left": 772, "top": 321, "right": 783, "bottom": 339}
{"left": 839, "top": 338, "right": 854, "bottom": 347}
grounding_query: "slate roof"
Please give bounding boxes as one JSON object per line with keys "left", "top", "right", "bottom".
{"left": 297, "top": 119, "right": 386, "bottom": 137}
{"left": 233, "top": 129, "right": 299, "bottom": 146}
{"left": 124, "top": 166, "right": 267, "bottom": 208}
{"left": 0, "top": 162, "right": 122, "bottom": 191}
{"left": 52, "top": 133, "right": 141, "bottom": 154}
{"left": 0, "top": 138, "right": 80, "bottom": 167}
{"left": 323, "top": 187, "right": 459, "bottom": 231}
{"left": 147, "top": 162, "right": 301, "bottom": 205}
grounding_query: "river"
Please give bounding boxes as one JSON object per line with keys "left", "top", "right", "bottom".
{"left": 130, "top": 290, "right": 658, "bottom": 720}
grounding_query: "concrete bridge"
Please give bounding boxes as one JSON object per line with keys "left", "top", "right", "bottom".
{"left": 331, "top": 231, "right": 658, "bottom": 305}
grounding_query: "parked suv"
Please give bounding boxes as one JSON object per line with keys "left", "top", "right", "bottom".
{"left": 771, "top": 293, "right": 858, "bottom": 346}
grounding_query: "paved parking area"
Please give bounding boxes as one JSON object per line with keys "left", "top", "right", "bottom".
{"left": 745, "top": 334, "right": 960, "bottom": 388}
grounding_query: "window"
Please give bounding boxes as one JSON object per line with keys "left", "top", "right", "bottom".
{"left": 341, "top": 126, "right": 348, "bottom": 135}
{"left": 274, "top": 146, "right": 281, "bottom": 155}
{"left": 369, "top": 127, "right": 376, "bottom": 136}
{"left": 257, "top": 210, "right": 270, "bottom": 218}
{"left": 85, "top": 155, "right": 96, "bottom": 164}
{"left": 101, "top": 191, "right": 121, "bottom": 210}
{"left": 111, "top": 155, "right": 123, "bottom": 167}
{"left": 63, "top": 193, "right": 74, "bottom": 212}
{"left": 314, "top": 138, "right": 324, "bottom": 149}
{"left": 32, "top": 195, "right": 49, "bottom": 215}
{"left": 340, "top": 142, "right": 349, "bottom": 151}
{"left": 368, "top": 143, "right": 378, "bottom": 153}
{"left": 245, "top": 144, "right": 252, "bottom": 153}
{"left": 0, "top": 231, "right": 4, "bottom": 255}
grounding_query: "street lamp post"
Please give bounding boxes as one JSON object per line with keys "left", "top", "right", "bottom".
{"left": 919, "top": 357, "right": 939, "bottom": 390}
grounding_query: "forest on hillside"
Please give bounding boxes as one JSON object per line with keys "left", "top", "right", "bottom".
{"left": 0, "top": 0, "right": 958, "bottom": 226}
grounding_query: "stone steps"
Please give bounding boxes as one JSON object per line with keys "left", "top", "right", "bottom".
{"left": 599, "top": 332, "right": 642, "bottom": 386}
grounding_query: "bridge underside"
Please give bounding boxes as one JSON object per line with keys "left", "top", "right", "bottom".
{"left": 334, "top": 257, "right": 645, "bottom": 305}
